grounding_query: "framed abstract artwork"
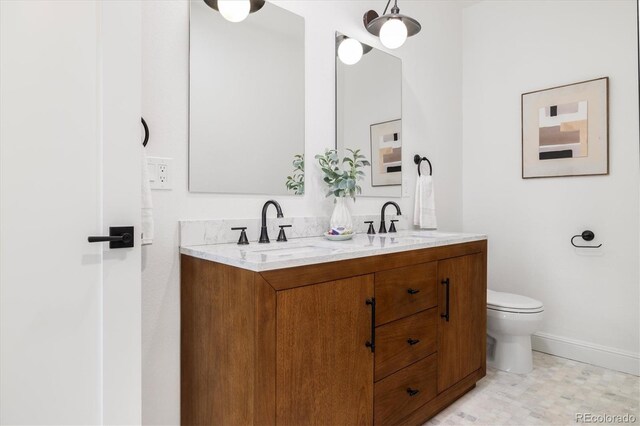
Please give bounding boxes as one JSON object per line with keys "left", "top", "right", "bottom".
{"left": 370, "top": 119, "right": 402, "bottom": 187}
{"left": 521, "top": 77, "right": 608, "bottom": 178}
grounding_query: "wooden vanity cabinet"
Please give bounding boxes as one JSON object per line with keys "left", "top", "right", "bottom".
{"left": 276, "top": 275, "right": 374, "bottom": 425}
{"left": 181, "top": 240, "right": 487, "bottom": 426}
{"left": 437, "top": 254, "right": 486, "bottom": 393}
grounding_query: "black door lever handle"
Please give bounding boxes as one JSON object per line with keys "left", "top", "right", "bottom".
{"left": 88, "top": 226, "right": 134, "bottom": 249}
{"left": 88, "top": 235, "right": 131, "bottom": 243}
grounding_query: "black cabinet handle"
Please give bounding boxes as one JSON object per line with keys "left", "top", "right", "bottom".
{"left": 407, "top": 388, "right": 420, "bottom": 397}
{"left": 365, "top": 298, "right": 376, "bottom": 353}
{"left": 441, "top": 278, "right": 450, "bottom": 322}
{"left": 407, "top": 288, "right": 420, "bottom": 295}
{"left": 407, "top": 338, "right": 420, "bottom": 346}
{"left": 88, "top": 226, "right": 134, "bottom": 249}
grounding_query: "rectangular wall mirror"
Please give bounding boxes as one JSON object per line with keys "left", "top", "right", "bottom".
{"left": 336, "top": 32, "right": 402, "bottom": 198}
{"left": 189, "top": 1, "right": 305, "bottom": 195}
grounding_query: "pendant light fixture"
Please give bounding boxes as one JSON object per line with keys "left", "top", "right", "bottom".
{"left": 363, "top": 0, "right": 421, "bottom": 49}
{"left": 204, "top": 0, "right": 265, "bottom": 23}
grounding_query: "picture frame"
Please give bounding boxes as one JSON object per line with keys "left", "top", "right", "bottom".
{"left": 370, "top": 119, "right": 402, "bottom": 187}
{"left": 521, "top": 77, "right": 609, "bottom": 179}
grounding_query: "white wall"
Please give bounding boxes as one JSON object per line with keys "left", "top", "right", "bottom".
{"left": 463, "top": 0, "right": 640, "bottom": 373}
{"left": 141, "top": 1, "right": 463, "bottom": 423}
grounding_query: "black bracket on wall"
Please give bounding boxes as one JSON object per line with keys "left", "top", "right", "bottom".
{"left": 141, "top": 117, "right": 149, "bottom": 147}
{"left": 414, "top": 155, "right": 432, "bottom": 176}
{"left": 571, "top": 230, "right": 602, "bottom": 249}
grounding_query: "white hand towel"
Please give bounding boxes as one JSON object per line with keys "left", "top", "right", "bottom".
{"left": 141, "top": 147, "right": 154, "bottom": 245}
{"left": 413, "top": 175, "right": 437, "bottom": 229}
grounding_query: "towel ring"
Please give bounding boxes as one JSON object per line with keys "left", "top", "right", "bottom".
{"left": 413, "top": 155, "right": 432, "bottom": 176}
{"left": 141, "top": 117, "right": 149, "bottom": 147}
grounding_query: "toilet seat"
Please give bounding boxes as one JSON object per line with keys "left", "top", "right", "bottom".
{"left": 487, "top": 289, "right": 544, "bottom": 314}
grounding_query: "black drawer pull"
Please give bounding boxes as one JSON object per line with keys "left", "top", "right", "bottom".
{"left": 407, "top": 288, "right": 420, "bottom": 295}
{"left": 407, "top": 338, "right": 420, "bottom": 346}
{"left": 407, "top": 388, "right": 420, "bottom": 397}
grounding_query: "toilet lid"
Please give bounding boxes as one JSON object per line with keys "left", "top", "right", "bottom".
{"left": 487, "top": 289, "right": 543, "bottom": 312}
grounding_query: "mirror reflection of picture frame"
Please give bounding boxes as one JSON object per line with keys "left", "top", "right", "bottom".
{"left": 370, "top": 119, "right": 402, "bottom": 187}
{"left": 521, "top": 77, "right": 608, "bottom": 179}
{"left": 335, "top": 31, "right": 402, "bottom": 198}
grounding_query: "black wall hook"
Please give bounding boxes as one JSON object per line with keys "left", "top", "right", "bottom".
{"left": 571, "top": 230, "right": 602, "bottom": 248}
{"left": 414, "top": 155, "right": 432, "bottom": 176}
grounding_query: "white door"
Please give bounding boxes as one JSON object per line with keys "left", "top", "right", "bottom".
{"left": 0, "top": 1, "right": 141, "bottom": 424}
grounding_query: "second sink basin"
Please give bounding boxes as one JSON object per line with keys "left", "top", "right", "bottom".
{"left": 410, "top": 231, "right": 457, "bottom": 239}
{"left": 247, "top": 245, "right": 334, "bottom": 259}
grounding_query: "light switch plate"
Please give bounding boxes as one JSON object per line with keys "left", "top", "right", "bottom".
{"left": 147, "top": 156, "right": 173, "bottom": 190}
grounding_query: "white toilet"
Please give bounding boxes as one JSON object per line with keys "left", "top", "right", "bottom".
{"left": 486, "top": 289, "right": 544, "bottom": 374}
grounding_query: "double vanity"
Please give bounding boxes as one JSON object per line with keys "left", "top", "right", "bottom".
{"left": 185, "top": 1, "right": 487, "bottom": 423}
{"left": 180, "top": 225, "right": 487, "bottom": 425}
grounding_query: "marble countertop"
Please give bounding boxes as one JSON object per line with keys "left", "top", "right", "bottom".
{"left": 180, "top": 230, "right": 487, "bottom": 272}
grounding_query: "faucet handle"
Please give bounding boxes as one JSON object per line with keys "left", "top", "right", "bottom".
{"left": 389, "top": 220, "right": 399, "bottom": 233}
{"left": 364, "top": 221, "right": 376, "bottom": 235}
{"left": 277, "top": 224, "right": 292, "bottom": 242}
{"left": 231, "top": 227, "right": 249, "bottom": 245}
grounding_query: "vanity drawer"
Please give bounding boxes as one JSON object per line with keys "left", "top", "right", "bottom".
{"left": 375, "top": 308, "right": 438, "bottom": 381}
{"left": 374, "top": 353, "right": 437, "bottom": 426}
{"left": 374, "top": 262, "right": 437, "bottom": 325}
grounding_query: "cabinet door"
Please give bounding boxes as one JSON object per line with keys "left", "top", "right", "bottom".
{"left": 437, "top": 254, "right": 485, "bottom": 393}
{"left": 276, "top": 275, "right": 374, "bottom": 426}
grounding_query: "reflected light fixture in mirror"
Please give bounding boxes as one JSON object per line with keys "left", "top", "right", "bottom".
{"left": 363, "top": 0, "right": 420, "bottom": 49}
{"left": 338, "top": 38, "right": 363, "bottom": 65}
{"left": 336, "top": 34, "right": 373, "bottom": 66}
{"left": 204, "top": 0, "right": 265, "bottom": 23}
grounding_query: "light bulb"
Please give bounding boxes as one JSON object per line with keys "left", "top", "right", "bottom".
{"left": 217, "top": 0, "right": 250, "bottom": 23}
{"left": 338, "top": 38, "right": 363, "bottom": 65}
{"left": 379, "top": 18, "right": 407, "bottom": 49}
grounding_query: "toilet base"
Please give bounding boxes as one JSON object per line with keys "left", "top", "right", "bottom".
{"left": 486, "top": 332, "right": 533, "bottom": 374}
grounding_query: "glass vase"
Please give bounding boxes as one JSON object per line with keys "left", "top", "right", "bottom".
{"left": 329, "top": 197, "right": 353, "bottom": 235}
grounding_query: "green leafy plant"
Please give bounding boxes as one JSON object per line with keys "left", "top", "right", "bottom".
{"left": 315, "top": 148, "right": 370, "bottom": 200}
{"left": 285, "top": 154, "right": 305, "bottom": 195}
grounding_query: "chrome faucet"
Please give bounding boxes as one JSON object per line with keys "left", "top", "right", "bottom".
{"left": 259, "top": 200, "right": 284, "bottom": 243}
{"left": 379, "top": 201, "right": 402, "bottom": 234}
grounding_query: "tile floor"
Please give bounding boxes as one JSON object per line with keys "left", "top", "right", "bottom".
{"left": 426, "top": 351, "right": 639, "bottom": 425}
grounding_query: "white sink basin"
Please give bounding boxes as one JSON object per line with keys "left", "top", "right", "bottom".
{"left": 247, "top": 245, "right": 334, "bottom": 258}
{"left": 410, "top": 231, "right": 457, "bottom": 239}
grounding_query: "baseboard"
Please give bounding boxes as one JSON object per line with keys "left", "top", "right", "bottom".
{"left": 532, "top": 332, "right": 639, "bottom": 376}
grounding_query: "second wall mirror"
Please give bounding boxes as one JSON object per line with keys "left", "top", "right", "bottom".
{"left": 336, "top": 32, "right": 402, "bottom": 198}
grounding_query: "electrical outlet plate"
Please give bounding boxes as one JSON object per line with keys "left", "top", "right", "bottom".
{"left": 147, "top": 157, "right": 173, "bottom": 190}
